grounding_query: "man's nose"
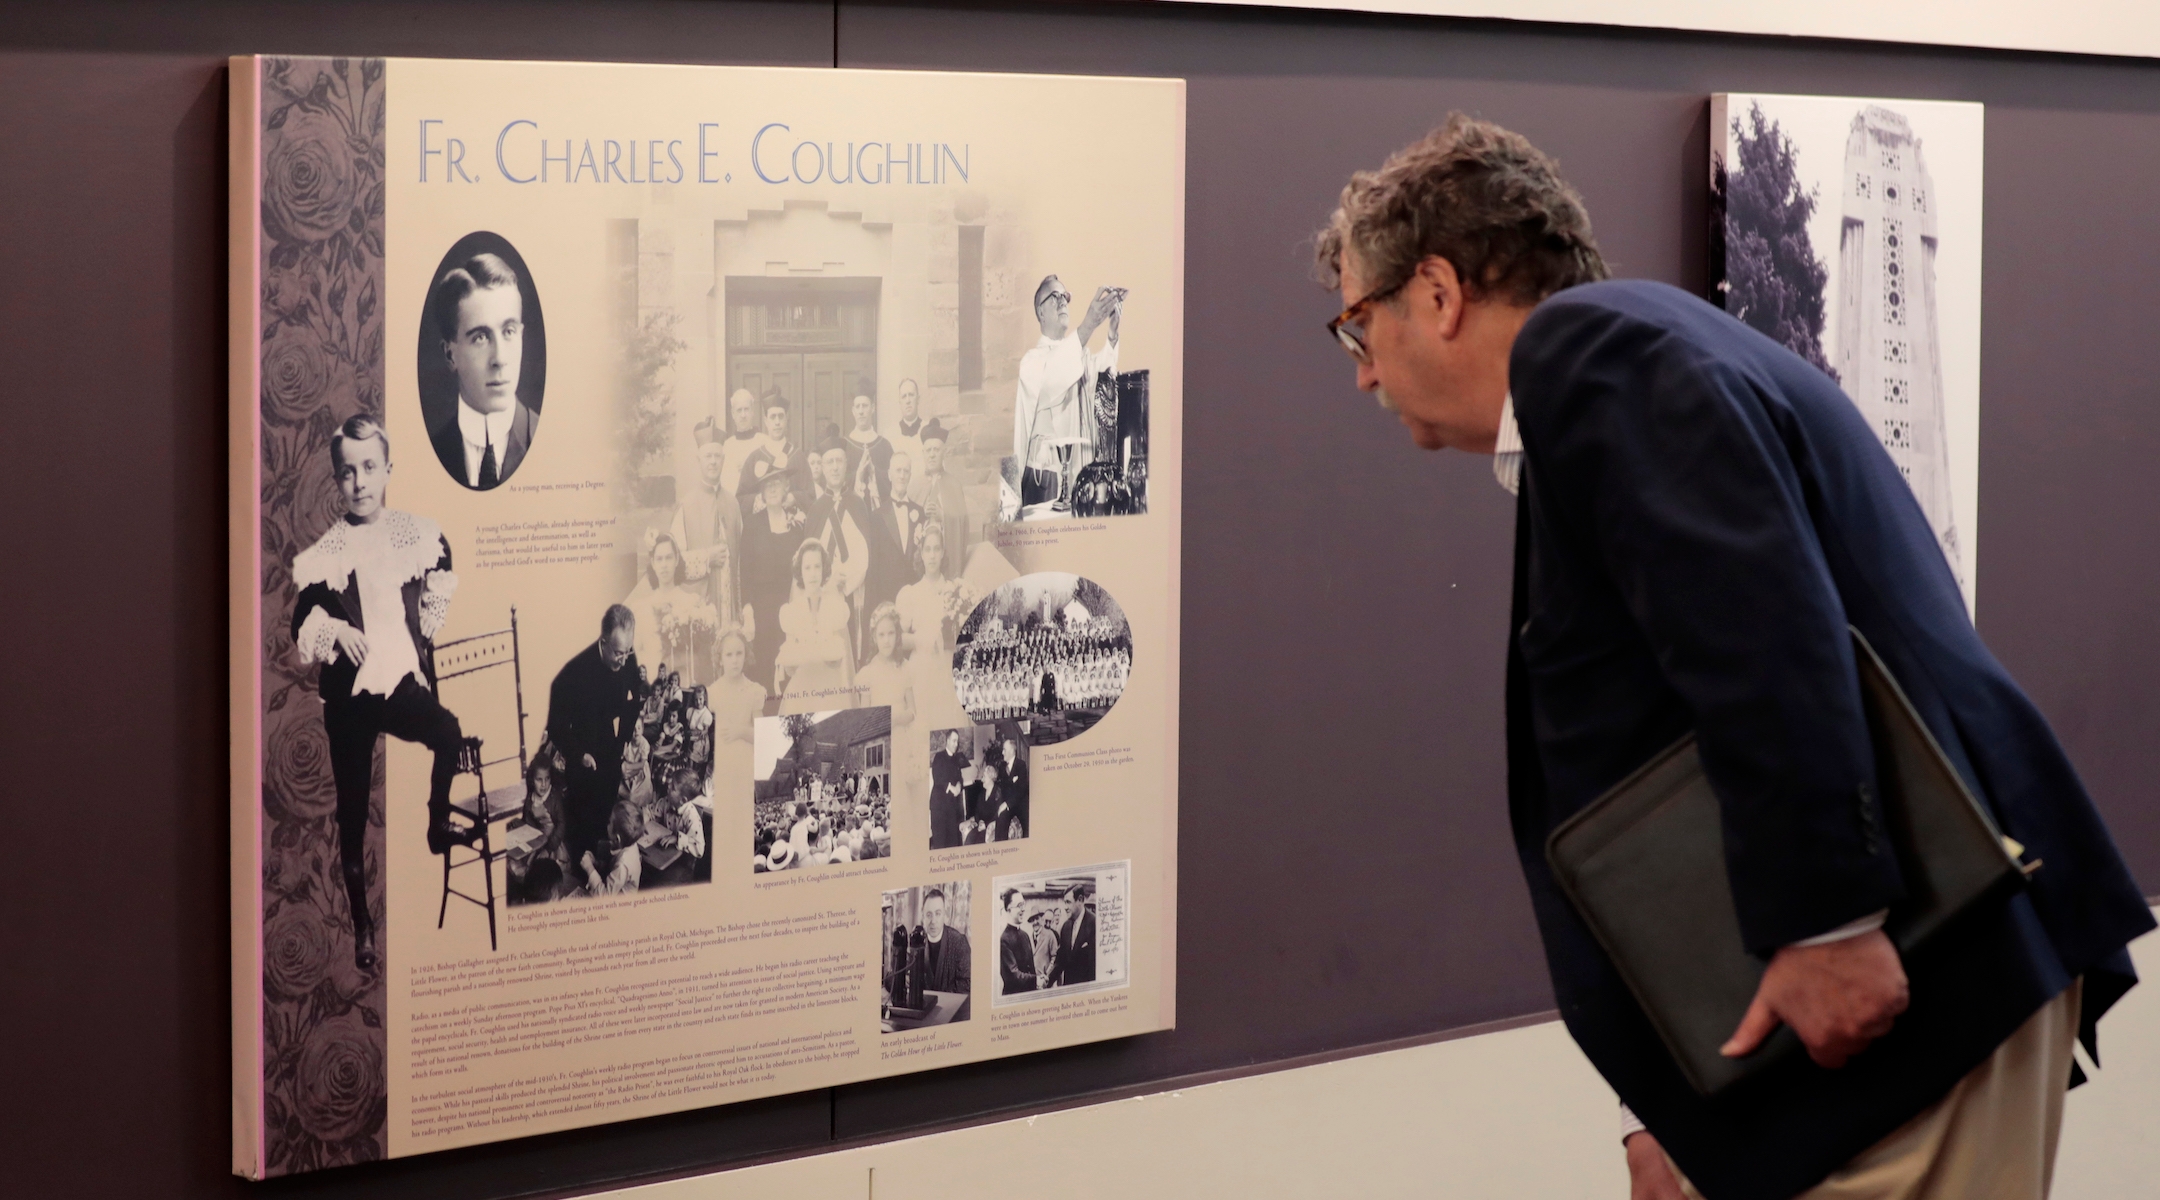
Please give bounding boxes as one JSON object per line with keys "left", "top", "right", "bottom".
{"left": 1356, "top": 358, "right": 1381, "bottom": 393}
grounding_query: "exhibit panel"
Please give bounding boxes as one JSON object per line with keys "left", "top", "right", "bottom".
{"left": 229, "top": 55, "right": 1183, "bottom": 1177}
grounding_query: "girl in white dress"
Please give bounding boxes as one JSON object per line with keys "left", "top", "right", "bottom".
{"left": 775, "top": 539, "right": 855, "bottom": 712}
{"left": 855, "top": 602, "right": 921, "bottom": 811}
{"left": 626, "top": 532, "right": 718, "bottom": 687}
{"left": 706, "top": 628, "right": 767, "bottom": 806}
{"left": 893, "top": 523, "right": 971, "bottom": 732}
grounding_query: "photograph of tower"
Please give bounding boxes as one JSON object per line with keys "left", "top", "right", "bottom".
{"left": 1836, "top": 106, "right": 1958, "bottom": 581}
{"left": 1710, "top": 93, "right": 1984, "bottom": 613}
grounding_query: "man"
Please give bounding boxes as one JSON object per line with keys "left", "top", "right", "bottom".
{"left": 802, "top": 438, "right": 871, "bottom": 637}
{"left": 787, "top": 802, "right": 816, "bottom": 866}
{"left": 736, "top": 393, "right": 806, "bottom": 517}
{"left": 910, "top": 419, "right": 972, "bottom": 574}
{"left": 891, "top": 377, "right": 927, "bottom": 485}
{"left": 291, "top": 415, "right": 468, "bottom": 972}
{"left": 1014, "top": 273, "right": 1122, "bottom": 509}
{"left": 929, "top": 730, "right": 967, "bottom": 850}
{"left": 426, "top": 253, "right": 537, "bottom": 490}
{"left": 1318, "top": 115, "right": 2152, "bottom": 1200}
{"left": 993, "top": 735, "right": 1028, "bottom": 841}
{"left": 718, "top": 387, "right": 766, "bottom": 502}
{"left": 882, "top": 453, "right": 925, "bottom": 585}
{"left": 547, "top": 605, "right": 647, "bottom": 878}
{"left": 670, "top": 416, "right": 748, "bottom": 644}
{"left": 1051, "top": 884, "right": 1096, "bottom": 987}
{"left": 920, "top": 888, "right": 972, "bottom": 1002}
{"left": 1029, "top": 908, "right": 1059, "bottom": 990}
{"left": 852, "top": 456, "right": 910, "bottom": 663}
{"left": 842, "top": 392, "right": 893, "bottom": 501}
{"left": 998, "top": 887, "right": 1038, "bottom": 995}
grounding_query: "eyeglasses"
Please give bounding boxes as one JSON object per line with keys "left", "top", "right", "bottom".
{"left": 1326, "top": 277, "right": 1408, "bottom": 364}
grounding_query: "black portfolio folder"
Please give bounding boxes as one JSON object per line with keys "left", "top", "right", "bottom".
{"left": 1545, "top": 628, "right": 2029, "bottom": 1097}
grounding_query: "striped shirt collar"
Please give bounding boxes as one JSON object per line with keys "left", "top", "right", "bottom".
{"left": 1494, "top": 391, "right": 1524, "bottom": 495}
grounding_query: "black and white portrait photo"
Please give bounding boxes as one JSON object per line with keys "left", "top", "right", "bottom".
{"left": 751, "top": 707, "right": 895, "bottom": 871}
{"left": 507, "top": 603, "right": 714, "bottom": 906}
{"left": 1002, "top": 274, "right": 1148, "bottom": 521}
{"left": 952, "top": 572, "right": 1132, "bottom": 745}
{"left": 882, "top": 881, "right": 972, "bottom": 1032}
{"left": 926, "top": 722, "right": 1029, "bottom": 849}
{"left": 417, "top": 231, "right": 548, "bottom": 491}
{"left": 289, "top": 415, "right": 467, "bottom": 972}
{"left": 990, "top": 863, "right": 1128, "bottom": 1007}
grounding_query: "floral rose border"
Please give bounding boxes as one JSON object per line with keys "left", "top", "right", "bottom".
{"left": 255, "top": 56, "right": 390, "bottom": 1176}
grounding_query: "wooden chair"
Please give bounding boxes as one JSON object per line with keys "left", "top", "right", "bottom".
{"left": 429, "top": 609, "right": 532, "bottom": 952}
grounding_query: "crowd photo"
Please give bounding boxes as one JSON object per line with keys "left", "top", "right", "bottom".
{"left": 751, "top": 707, "right": 896, "bottom": 872}
{"left": 927, "top": 721, "right": 1030, "bottom": 849}
{"left": 990, "top": 868, "right": 1121, "bottom": 1006}
{"left": 881, "top": 881, "right": 972, "bottom": 1032}
{"left": 951, "top": 572, "right": 1133, "bottom": 745}
{"left": 507, "top": 603, "right": 715, "bottom": 906}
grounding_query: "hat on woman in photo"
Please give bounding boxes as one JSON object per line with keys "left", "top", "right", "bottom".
{"left": 767, "top": 840, "right": 795, "bottom": 870}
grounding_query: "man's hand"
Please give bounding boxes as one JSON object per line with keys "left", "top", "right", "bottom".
{"left": 581, "top": 753, "right": 597, "bottom": 771}
{"left": 1721, "top": 928, "right": 1908, "bottom": 1068}
{"left": 1077, "top": 287, "right": 1115, "bottom": 341}
{"left": 1625, "top": 1133, "right": 1687, "bottom": 1200}
{"left": 333, "top": 625, "right": 369, "bottom": 666}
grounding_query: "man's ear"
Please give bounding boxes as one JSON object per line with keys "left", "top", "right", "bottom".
{"left": 1413, "top": 255, "right": 1467, "bottom": 338}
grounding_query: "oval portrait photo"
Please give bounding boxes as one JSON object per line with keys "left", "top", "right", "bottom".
{"left": 952, "top": 573, "right": 1132, "bottom": 746}
{"left": 416, "top": 231, "right": 547, "bottom": 490}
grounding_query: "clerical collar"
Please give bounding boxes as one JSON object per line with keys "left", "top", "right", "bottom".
{"left": 847, "top": 427, "right": 879, "bottom": 445}
{"left": 898, "top": 417, "right": 921, "bottom": 436}
{"left": 729, "top": 427, "right": 759, "bottom": 441}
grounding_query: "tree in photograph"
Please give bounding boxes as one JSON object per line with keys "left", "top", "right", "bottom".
{"left": 783, "top": 713, "right": 816, "bottom": 764}
{"left": 619, "top": 308, "right": 686, "bottom": 484}
{"left": 1722, "top": 103, "right": 1837, "bottom": 381}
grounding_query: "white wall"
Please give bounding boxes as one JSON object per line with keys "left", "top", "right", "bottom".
{"left": 597, "top": 919, "right": 2160, "bottom": 1199}
{"left": 1148, "top": 1, "right": 2160, "bottom": 62}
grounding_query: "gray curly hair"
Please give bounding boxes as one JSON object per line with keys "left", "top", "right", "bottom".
{"left": 1315, "top": 113, "right": 1607, "bottom": 305}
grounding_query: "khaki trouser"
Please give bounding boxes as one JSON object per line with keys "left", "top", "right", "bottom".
{"left": 1669, "top": 979, "right": 2083, "bottom": 1200}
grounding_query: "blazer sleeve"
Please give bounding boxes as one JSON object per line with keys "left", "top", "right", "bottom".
{"left": 1512, "top": 299, "right": 1904, "bottom": 954}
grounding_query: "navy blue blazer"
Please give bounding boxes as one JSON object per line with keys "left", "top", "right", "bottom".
{"left": 1506, "top": 280, "right": 2152, "bottom": 1200}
